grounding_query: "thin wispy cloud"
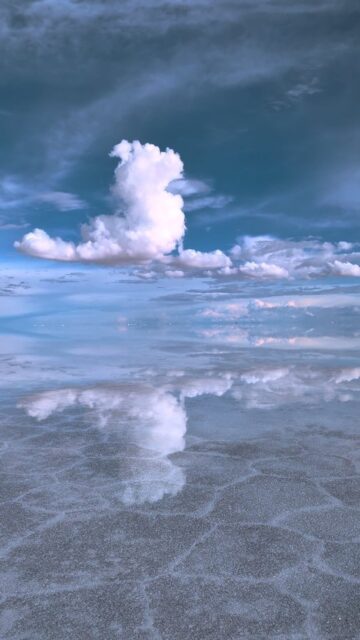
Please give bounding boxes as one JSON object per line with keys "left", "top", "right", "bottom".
{"left": 36, "top": 191, "right": 86, "bottom": 211}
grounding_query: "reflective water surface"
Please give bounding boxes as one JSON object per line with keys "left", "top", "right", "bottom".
{"left": 1, "top": 274, "right": 360, "bottom": 639}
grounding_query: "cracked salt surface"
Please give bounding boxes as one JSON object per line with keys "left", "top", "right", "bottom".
{"left": 0, "top": 362, "right": 359, "bottom": 639}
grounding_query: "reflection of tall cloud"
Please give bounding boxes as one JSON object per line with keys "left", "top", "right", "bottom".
{"left": 19, "top": 376, "right": 232, "bottom": 505}
{"left": 19, "top": 366, "right": 360, "bottom": 505}
{"left": 20, "top": 385, "right": 186, "bottom": 505}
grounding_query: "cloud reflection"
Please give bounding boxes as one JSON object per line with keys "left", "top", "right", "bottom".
{"left": 18, "top": 365, "right": 360, "bottom": 506}
{"left": 19, "top": 376, "right": 232, "bottom": 505}
{"left": 233, "top": 366, "right": 360, "bottom": 409}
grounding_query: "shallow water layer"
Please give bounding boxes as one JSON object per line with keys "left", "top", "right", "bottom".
{"left": 1, "top": 273, "right": 360, "bottom": 638}
{"left": 1, "top": 355, "right": 360, "bottom": 640}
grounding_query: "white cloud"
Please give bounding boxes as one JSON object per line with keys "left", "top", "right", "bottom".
{"left": 15, "top": 140, "right": 232, "bottom": 274}
{"left": 238, "top": 261, "right": 289, "bottom": 278}
{"left": 134, "top": 269, "right": 158, "bottom": 280}
{"left": 330, "top": 260, "right": 360, "bottom": 277}
{"left": 167, "top": 178, "right": 210, "bottom": 197}
{"left": 15, "top": 228, "right": 78, "bottom": 261}
{"left": 169, "top": 177, "right": 232, "bottom": 213}
{"left": 176, "top": 248, "right": 232, "bottom": 270}
{"left": 16, "top": 140, "right": 186, "bottom": 264}
{"left": 231, "top": 236, "right": 360, "bottom": 279}
{"left": 253, "top": 299, "right": 279, "bottom": 309}
{"left": 200, "top": 308, "right": 224, "bottom": 319}
{"left": 15, "top": 137, "right": 239, "bottom": 275}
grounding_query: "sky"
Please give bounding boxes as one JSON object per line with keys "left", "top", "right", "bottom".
{"left": 0, "top": 0, "right": 359, "bottom": 267}
{"left": 1, "top": 0, "right": 360, "bottom": 325}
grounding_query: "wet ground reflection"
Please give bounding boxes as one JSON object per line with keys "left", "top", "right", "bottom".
{"left": 0, "top": 359, "right": 359, "bottom": 638}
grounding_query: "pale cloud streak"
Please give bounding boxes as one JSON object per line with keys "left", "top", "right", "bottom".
{"left": 36, "top": 191, "right": 86, "bottom": 211}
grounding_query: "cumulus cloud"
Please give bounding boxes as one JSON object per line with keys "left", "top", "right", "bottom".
{"left": 230, "top": 236, "right": 360, "bottom": 279}
{"left": 16, "top": 139, "right": 232, "bottom": 275}
{"left": 330, "top": 260, "right": 360, "bottom": 277}
{"left": 238, "top": 261, "right": 289, "bottom": 278}
{"left": 253, "top": 299, "right": 279, "bottom": 309}
{"left": 16, "top": 228, "right": 78, "bottom": 261}
{"left": 176, "top": 248, "right": 232, "bottom": 271}
{"left": 16, "top": 140, "right": 186, "bottom": 264}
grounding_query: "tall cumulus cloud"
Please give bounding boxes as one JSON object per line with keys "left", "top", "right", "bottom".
{"left": 15, "top": 139, "right": 230, "bottom": 272}
{"left": 16, "top": 141, "right": 185, "bottom": 264}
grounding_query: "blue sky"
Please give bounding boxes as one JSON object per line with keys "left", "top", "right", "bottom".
{"left": 0, "top": 0, "right": 360, "bottom": 298}
{"left": 1, "top": 0, "right": 360, "bottom": 270}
